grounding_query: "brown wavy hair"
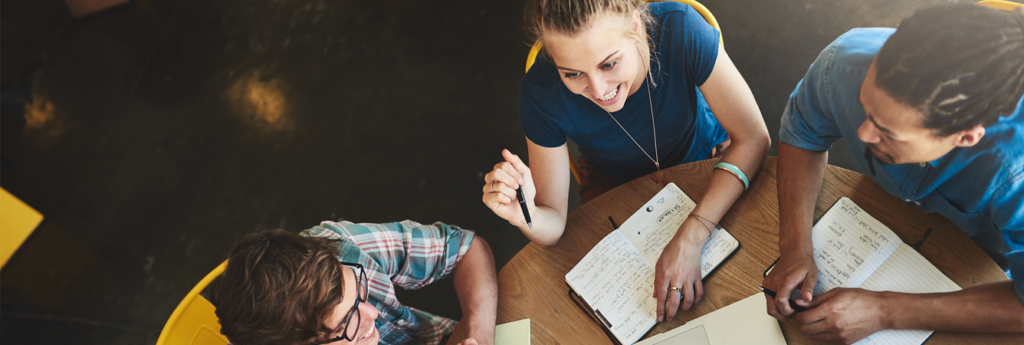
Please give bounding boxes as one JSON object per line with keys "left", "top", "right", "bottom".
{"left": 211, "top": 229, "right": 345, "bottom": 345}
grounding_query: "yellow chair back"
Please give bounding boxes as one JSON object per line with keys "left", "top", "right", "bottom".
{"left": 0, "top": 188, "right": 44, "bottom": 268}
{"left": 977, "top": 0, "right": 1023, "bottom": 11}
{"left": 156, "top": 260, "right": 229, "bottom": 345}
{"left": 526, "top": 0, "right": 721, "bottom": 73}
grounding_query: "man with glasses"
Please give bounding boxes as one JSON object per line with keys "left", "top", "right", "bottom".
{"left": 211, "top": 221, "right": 497, "bottom": 345}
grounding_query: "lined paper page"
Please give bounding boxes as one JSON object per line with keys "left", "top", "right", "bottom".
{"left": 854, "top": 244, "right": 962, "bottom": 345}
{"left": 566, "top": 230, "right": 657, "bottom": 345}
{"left": 620, "top": 183, "right": 695, "bottom": 264}
{"left": 620, "top": 183, "right": 740, "bottom": 279}
{"left": 697, "top": 226, "right": 739, "bottom": 279}
{"left": 811, "top": 198, "right": 902, "bottom": 295}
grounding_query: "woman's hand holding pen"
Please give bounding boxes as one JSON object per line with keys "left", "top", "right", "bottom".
{"left": 482, "top": 149, "right": 535, "bottom": 228}
{"left": 653, "top": 217, "right": 711, "bottom": 322}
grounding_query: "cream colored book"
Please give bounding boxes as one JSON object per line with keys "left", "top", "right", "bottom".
{"left": 635, "top": 294, "right": 785, "bottom": 345}
{"left": 495, "top": 319, "right": 529, "bottom": 345}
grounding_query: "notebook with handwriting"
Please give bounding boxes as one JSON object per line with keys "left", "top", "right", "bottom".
{"left": 789, "top": 197, "right": 961, "bottom": 345}
{"left": 565, "top": 183, "right": 740, "bottom": 345}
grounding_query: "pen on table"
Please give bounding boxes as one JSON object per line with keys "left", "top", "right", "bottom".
{"left": 757, "top": 286, "right": 810, "bottom": 312}
{"left": 516, "top": 186, "right": 532, "bottom": 229}
{"left": 608, "top": 216, "right": 618, "bottom": 229}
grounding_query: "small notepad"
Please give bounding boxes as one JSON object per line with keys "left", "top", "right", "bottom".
{"left": 495, "top": 319, "right": 529, "bottom": 345}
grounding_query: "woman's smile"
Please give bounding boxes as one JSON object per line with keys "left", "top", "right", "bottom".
{"left": 593, "top": 83, "right": 623, "bottom": 107}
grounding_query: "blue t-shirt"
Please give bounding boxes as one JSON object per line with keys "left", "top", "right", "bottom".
{"left": 780, "top": 28, "right": 1024, "bottom": 305}
{"left": 519, "top": 1, "right": 727, "bottom": 183}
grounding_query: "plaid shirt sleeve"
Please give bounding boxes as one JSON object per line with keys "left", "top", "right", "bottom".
{"left": 308, "top": 220, "right": 475, "bottom": 290}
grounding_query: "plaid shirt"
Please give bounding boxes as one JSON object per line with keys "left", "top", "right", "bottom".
{"left": 301, "top": 220, "right": 475, "bottom": 345}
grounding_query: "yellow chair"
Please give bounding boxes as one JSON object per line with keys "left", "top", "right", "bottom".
{"left": 524, "top": 0, "right": 723, "bottom": 183}
{"left": 977, "top": 0, "right": 1023, "bottom": 11}
{"left": 0, "top": 188, "right": 44, "bottom": 268}
{"left": 156, "top": 260, "right": 229, "bottom": 345}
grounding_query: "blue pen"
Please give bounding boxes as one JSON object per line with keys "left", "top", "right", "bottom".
{"left": 516, "top": 186, "right": 532, "bottom": 229}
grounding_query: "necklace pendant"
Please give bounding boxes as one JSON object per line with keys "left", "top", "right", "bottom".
{"left": 655, "top": 162, "right": 660, "bottom": 170}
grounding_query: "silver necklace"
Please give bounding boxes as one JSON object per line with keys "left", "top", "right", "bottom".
{"left": 605, "top": 44, "right": 659, "bottom": 170}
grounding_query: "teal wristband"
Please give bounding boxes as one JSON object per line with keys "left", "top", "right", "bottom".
{"left": 714, "top": 162, "right": 749, "bottom": 190}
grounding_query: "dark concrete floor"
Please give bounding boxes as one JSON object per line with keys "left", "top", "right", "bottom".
{"left": 0, "top": 0, "right": 984, "bottom": 344}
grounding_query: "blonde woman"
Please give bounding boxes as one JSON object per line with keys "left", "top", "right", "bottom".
{"left": 482, "top": 0, "right": 769, "bottom": 322}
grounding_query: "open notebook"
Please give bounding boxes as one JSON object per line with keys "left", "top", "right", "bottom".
{"left": 565, "top": 183, "right": 740, "bottom": 345}
{"left": 770, "top": 197, "right": 961, "bottom": 345}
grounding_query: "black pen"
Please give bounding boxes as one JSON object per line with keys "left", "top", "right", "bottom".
{"left": 757, "top": 286, "right": 810, "bottom": 312}
{"left": 516, "top": 186, "right": 532, "bottom": 229}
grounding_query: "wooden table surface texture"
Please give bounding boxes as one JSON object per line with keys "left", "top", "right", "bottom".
{"left": 446, "top": 157, "right": 1021, "bottom": 344}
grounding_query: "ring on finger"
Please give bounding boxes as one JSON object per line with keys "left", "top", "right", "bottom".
{"left": 491, "top": 180, "right": 499, "bottom": 193}
{"left": 670, "top": 285, "right": 686, "bottom": 299}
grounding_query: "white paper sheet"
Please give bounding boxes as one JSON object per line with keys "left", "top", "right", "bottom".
{"left": 854, "top": 245, "right": 961, "bottom": 345}
{"left": 495, "top": 319, "right": 530, "bottom": 345}
{"left": 635, "top": 294, "right": 786, "bottom": 345}
{"left": 811, "top": 197, "right": 902, "bottom": 295}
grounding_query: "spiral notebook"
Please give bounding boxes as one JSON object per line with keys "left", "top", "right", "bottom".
{"left": 565, "top": 183, "right": 740, "bottom": 345}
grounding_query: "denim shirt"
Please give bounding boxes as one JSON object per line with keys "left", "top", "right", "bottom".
{"left": 779, "top": 28, "right": 1024, "bottom": 304}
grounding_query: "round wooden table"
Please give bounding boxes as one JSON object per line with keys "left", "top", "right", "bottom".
{"left": 446, "top": 157, "right": 1021, "bottom": 344}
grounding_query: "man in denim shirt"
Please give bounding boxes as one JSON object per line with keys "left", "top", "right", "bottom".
{"left": 763, "top": 4, "right": 1024, "bottom": 343}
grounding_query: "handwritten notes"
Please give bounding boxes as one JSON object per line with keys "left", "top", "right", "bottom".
{"left": 566, "top": 231, "right": 657, "bottom": 344}
{"left": 620, "top": 184, "right": 695, "bottom": 264}
{"left": 810, "top": 197, "right": 901, "bottom": 295}
{"left": 699, "top": 226, "right": 739, "bottom": 279}
{"left": 566, "top": 183, "right": 741, "bottom": 345}
{"left": 800, "top": 198, "right": 963, "bottom": 345}
{"left": 617, "top": 185, "right": 739, "bottom": 280}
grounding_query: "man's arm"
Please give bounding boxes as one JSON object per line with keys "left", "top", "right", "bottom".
{"left": 453, "top": 237, "right": 498, "bottom": 345}
{"left": 794, "top": 281, "right": 1024, "bottom": 344}
{"left": 889, "top": 281, "right": 1024, "bottom": 332}
{"left": 762, "top": 143, "right": 828, "bottom": 319}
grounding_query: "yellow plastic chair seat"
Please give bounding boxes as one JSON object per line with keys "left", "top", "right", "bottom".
{"left": 977, "top": 0, "right": 1023, "bottom": 11}
{"left": 0, "top": 188, "right": 44, "bottom": 268}
{"left": 156, "top": 260, "right": 229, "bottom": 345}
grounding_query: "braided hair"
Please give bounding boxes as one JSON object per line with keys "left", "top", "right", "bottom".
{"left": 874, "top": 4, "right": 1024, "bottom": 137}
